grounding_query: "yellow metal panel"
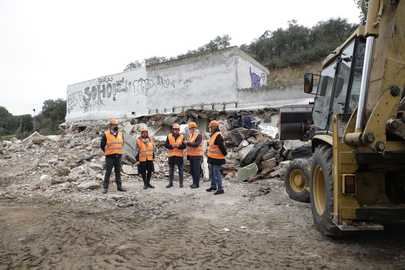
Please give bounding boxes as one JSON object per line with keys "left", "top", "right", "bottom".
{"left": 332, "top": 115, "right": 360, "bottom": 223}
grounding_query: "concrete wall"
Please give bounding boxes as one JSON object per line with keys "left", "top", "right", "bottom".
{"left": 146, "top": 50, "right": 238, "bottom": 114}
{"left": 237, "top": 85, "right": 313, "bottom": 109}
{"left": 237, "top": 56, "right": 268, "bottom": 89}
{"left": 66, "top": 47, "right": 272, "bottom": 122}
{"left": 66, "top": 68, "right": 148, "bottom": 121}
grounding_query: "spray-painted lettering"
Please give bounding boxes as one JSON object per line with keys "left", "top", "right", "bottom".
{"left": 67, "top": 74, "right": 191, "bottom": 113}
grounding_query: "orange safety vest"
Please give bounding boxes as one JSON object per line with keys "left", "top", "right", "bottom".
{"left": 104, "top": 131, "right": 123, "bottom": 156}
{"left": 207, "top": 132, "right": 225, "bottom": 159}
{"left": 187, "top": 132, "right": 203, "bottom": 157}
{"left": 168, "top": 133, "right": 184, "bottom": 157}
{"left": 137, "top": 137, "right": 154, "bottom": 162}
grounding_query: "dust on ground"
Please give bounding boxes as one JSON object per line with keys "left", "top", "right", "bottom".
{"left": 1, "top": 174, "right": 405, "bottom": 270}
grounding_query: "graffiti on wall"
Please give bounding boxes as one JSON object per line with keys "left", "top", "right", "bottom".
{"left": 67, "top": 74, "right": 192, "bottom": 114}
{"left": 249, "top": 67, "right": 266, "bottom": 89}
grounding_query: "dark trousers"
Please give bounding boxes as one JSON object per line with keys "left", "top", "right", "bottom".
{"left": 189, "top": 156, "right": 202, "bottom": 187}
{"left": 138, "top": 160, "right": 154, "bottom": 187}
{"left": 141, "top": 171, "right": 152, "bottom": 186}
{"left": 169, "top": 157, "right": 184, "bottom": 186}
{"left": 103, "top": 155, "right": 122, "bottom": 190}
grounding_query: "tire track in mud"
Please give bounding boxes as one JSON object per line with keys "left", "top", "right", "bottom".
{"left": 1, "top": 183, "right": 405, "bottom": 269}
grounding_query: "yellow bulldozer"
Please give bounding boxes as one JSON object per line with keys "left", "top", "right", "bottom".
{"left": 280, "top": 0, "right": 405, "bottom": 237}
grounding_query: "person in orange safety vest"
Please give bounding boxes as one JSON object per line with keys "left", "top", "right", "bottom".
{"left": 206, "top": 120, "right": 227, "bottom": 195}
{"left": 136, "top": 126, "right": 155, "bottom": 190}
{"left": 164, "top": 123, "right": 186, "bottom": 188}
{"left": 100, "top": 118, "right": 127, "bottom": 194}
{"left": 185, "top": 121, "right": 203, "bottom": 189}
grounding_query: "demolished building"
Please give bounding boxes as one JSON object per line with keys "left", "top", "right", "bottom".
{"left": 66, "top": 47, "right": 311, "bottom": 122}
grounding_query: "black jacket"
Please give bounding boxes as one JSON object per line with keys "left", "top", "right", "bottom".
{"left": 208, "top": 132, "right": 227, "bottom": 165}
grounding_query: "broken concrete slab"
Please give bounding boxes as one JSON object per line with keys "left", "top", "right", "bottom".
{"left": 78, "top": 181, "right": 100, "bottom": 191}
{"left": 238, "top": 144, "right": 255, "bottom": 162}
{"left": 122, "top": 164, "right": 137, "bottom": 175}
{"left": 241, "top": 143, "right": 266, "bottom": 166}
{"left": 23, "top": 131, "right": 48, "bottom": 145}
{"left": 237, "top": 163, "right": 258, "bottom": 182}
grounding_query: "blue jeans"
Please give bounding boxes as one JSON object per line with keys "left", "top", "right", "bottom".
{"left": 209, "top": 164, "right": 223, "bottom": 191}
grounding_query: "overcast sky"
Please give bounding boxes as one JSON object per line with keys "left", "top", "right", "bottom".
{"left": 0, "top": 0, "right": 360, "bottom": 115}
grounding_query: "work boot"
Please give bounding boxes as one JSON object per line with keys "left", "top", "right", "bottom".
{"left": 142, "top": 175, "right": 148, "bottom": 189}
{"left": 147, "top": 175, "right": 154, "bottom": 188}
{"left": 214, "top": 190, "right": 224, "bottom": 195}
{"left": 179, "top": 178, "right": 183, "bottom": 188}
{"left": 166, "top": 183, "right": 173, "bottom": 188}
{"left": 206, "top": 187, "right": 216, "bottom": 192}
{"left": 102, "top": 189, "right": 108, "bottom": 194}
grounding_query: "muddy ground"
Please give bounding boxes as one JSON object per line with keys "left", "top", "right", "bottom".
{"left": 1, "top": 172, "right": 405, "bottom": 270}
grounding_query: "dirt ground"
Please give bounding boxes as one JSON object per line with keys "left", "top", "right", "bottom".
{"left": 1, "top": 171, "right": 405, "bottom": 270}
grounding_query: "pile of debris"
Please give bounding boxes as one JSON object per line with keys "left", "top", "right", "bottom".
{"left": 0, "top": 108, "right": 295, "bottom": 198}
{"left": 222, "top": 127, "right": 287, "bottom": 182}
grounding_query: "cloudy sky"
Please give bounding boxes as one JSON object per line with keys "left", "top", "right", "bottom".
{"left": 0, "top": 0, "right": 360, "bottom": 115}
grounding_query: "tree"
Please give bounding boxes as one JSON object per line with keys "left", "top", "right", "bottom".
{"left": 35, "top": 99, "right": 66, "bottom": 134}
{"left": 355, "top": 0, "right": 369, "bottom": 23}
{"left": 0, "top": 106, "right": 13, "bottom": 135}
{"left": 145, "top": 56, "right": 167, "bottom": 66}
{"left": 242, "top": 18, "right": 356, "bottom": 69}
{"left": 123, "top": 60, "right": 142, "bottom": 71}
{"left": 198, "top": 35, "right": 231, "bottom": 52}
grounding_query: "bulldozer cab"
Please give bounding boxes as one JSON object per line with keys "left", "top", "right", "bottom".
{"left": 311, "top": 32, "right": 366, "bottom": 132}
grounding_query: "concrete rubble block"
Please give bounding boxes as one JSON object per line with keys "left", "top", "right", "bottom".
{"left": 238, "top": 144, "right": 255, "bottom": 162}
{"left": 237, "top": 163, "right": 258, "bottom": 182}
{"left": 262, "top": 149, "right": 278, "bottom": 161}
{"left": 51, "top": 177, "right": 68, "bottom": 185}
{"left": 77, "top": 181, "right": 100, "bottom": 191}
{"left": 260, "top": 158, "right": 277, "bottom": 176}
{"left": 2, "top": 141, "right": 13, "bottom": 148}
{"left": 67, "top": 166, "right": 84, "bottom": 181}
{"left": 254, "top": 145, "right": 270, "bottom": 165}
{"left": 269, "top": 167, "right": 281, "bottom": 178}
{"left": 55, "top": 166, "right": 70, "bottom": 177}
{"left": 221, "top": 163, "right": 238, "bottom": 174}
{"left": 238, "top": 140, "right": 250, "bottom": 149}
{"left": 23, "top": 131, "right": 48, "bottom": 145}
{"left": 240, "top": 143, "right": 266, "bottom": 167}
{"left": 163, "top": 116, "right": 178, "bottom": 127}
{"left": 89, "top": 162, "right": 103, "bottom": 171}
{"left": 247, "top": 136, "right": 258, "bottom": 144}
{"left": 227, "top": 129, "right": 245, "bottom": 146}
{"left": 91, "top": 138, "right": 99, "bottom": 148}
{"left": 122, "top": 164, "right": 137, "bottom": 175}
{"left": 225, "top": 151, "right": 239, "bottom": 161}
{"left": 39, "top": 174, "right": 52, "bottom": 187}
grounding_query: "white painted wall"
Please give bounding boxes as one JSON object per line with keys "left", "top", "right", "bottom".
{"left": 66, "top": 48, "right": 271, "bottom": 122}
{"left": 146, "top": 50, "right": 238, "bottom": 113}
{"left": 237, "top": 56, "right": 268, "bottom": 89}
{"left": 66, "top": 67, "right": 148, "bottom": 121}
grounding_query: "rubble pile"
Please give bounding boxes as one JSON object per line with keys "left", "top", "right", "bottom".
{"left": 222, "top": 127, "right": 287, "bottom": 182}
{"left": 0, "top": 125, "right": 106, "bottom": 196}
{"left": 0, "top": 108, "right": 291, "bottom": 198}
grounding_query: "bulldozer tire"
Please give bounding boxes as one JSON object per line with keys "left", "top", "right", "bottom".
{"left": 310, "top": 145, "right": 342, "bottom": 238}
{"left": 283, "top": 159, "right": 311, "bottom": 203}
